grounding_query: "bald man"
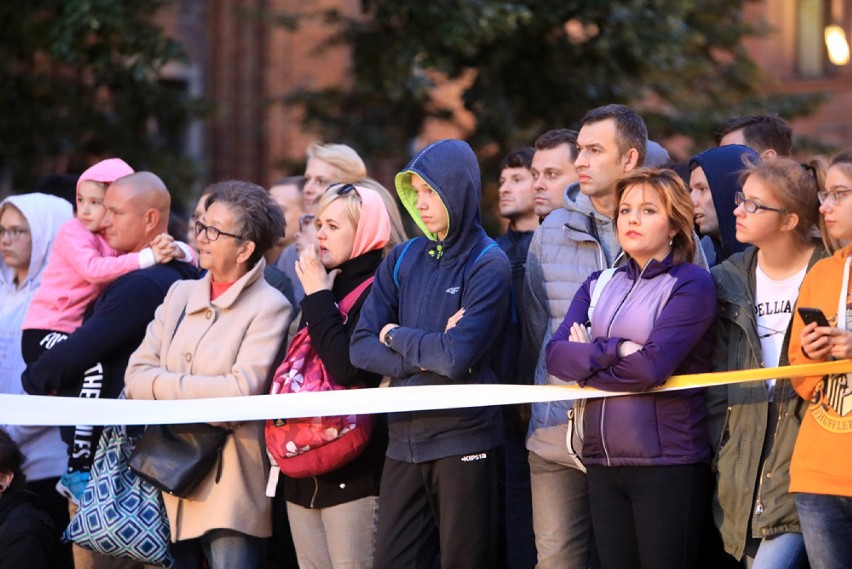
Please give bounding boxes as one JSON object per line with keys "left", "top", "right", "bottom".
{"left": 23, "top": 173, "right": 199, "bottom": 564}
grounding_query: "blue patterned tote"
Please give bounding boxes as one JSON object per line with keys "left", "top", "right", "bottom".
{"left": 63, "top": 425, "right": 174, "bottom": 567}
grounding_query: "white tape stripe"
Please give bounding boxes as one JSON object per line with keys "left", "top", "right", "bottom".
{"left": 2, "top": 360, "right": 848, "bottom": 426}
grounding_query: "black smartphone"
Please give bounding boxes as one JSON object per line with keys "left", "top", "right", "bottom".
{"left": 797, "top": 307, "right": 830, "bottom": 328}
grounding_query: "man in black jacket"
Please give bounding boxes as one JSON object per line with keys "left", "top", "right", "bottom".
{"left": 23, "top": 172, "right": 199, "bottom": 569}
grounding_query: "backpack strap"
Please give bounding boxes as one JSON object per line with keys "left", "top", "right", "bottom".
{"left": 392, "top": 238, "right": 422, "bottom": 288}
{"left": 587, "top": 267, "right": 618, "bottom": 324}
{"left": 462, "top": 236, "right": 499, "bottom": 282}
{"left": 338, "top": 276, "right": 375, "bottom": 315}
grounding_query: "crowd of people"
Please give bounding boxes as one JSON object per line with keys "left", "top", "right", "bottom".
{"left": 0, "top": 105, "right": 851, "bottom": 569}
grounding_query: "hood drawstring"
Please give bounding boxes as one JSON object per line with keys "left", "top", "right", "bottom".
{"left": 588, "top": 213, "right": 600, "bottom": 243}
{"left": 429, "top": 243, "right": 445, "bottom": 260}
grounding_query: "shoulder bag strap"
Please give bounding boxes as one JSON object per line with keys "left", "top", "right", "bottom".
{"left": 587, "top": 267, "right": 618, "bottom": 324}
{"left": 338, "top": 276, "right": 376, "bottom": 316}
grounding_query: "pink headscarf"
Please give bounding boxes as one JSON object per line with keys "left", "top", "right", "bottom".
{"left": 76, "top": 158, "right": 135, "bottom": 194}
{"left": 350, "top": 186, "right": 391, "bottom": 259}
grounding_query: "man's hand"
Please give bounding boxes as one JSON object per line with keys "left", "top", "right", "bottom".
{"left": 445, "top": 308, "right": 465, "bottom": 332}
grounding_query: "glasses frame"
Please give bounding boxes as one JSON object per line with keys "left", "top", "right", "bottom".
{"left": 817, "top": 188, "right": 852, "bottom": 205}
{"left": 0, "top": 227, "right": 30, "bottom": 240}
{"left": 734, "top": 192, "right": 786, "bottom": 215}
{"left": 194, "top": 220, "right": 243, "bottom": 242}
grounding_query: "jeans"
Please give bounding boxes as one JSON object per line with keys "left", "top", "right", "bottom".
{"left": 795, "top": 493, "right": 852, "bottom": 569}
{"left": 170, "top": 528, "right": 266, "bottom": 569}
{"left": 744, "top": 532, "right": 808, "bottom": 569}
{"left": 528, "top": 451, "right": 596, "bottom": 569}
{"left": 287, "top": 496, "right": 379, "bottom": 569}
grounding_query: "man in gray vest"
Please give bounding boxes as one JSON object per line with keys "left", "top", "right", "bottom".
{"left": 523, "top": 105, "right": 647, "bottom": 568}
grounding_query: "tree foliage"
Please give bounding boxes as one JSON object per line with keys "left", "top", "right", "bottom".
{"left": 0, "top": 0, "right": 207, "bottom": 196}
{"left": 283, "top": 0, "right": 823, "bottom": 161}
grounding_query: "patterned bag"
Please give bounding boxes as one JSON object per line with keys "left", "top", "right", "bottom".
{"left": 63, "top": 425, "right": 173, "bottom": 568}
{"left": 266, "top": 277, "right": 374, "bottom": 478}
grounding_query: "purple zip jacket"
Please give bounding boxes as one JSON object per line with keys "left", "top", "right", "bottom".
{"left": 546, "top": 254, "right": 715, "bottom": 467}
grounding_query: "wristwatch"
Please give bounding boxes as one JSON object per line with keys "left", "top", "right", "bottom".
{"left": 383, "top": 326, "right": 399, "bottom": 348}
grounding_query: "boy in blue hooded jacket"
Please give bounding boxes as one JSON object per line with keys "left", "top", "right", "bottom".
{"left": 351, "top": 139, "right": 511, "bottom": 568}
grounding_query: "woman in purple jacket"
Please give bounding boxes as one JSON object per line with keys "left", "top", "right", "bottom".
{"left": 546, "top": 168, "right": 716, "bottom": 569}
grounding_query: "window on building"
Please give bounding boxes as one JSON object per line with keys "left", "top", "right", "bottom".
{"left": 798, "top": 0, "right": 829, "bottom": 78}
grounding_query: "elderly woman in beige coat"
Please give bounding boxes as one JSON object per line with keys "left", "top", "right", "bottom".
{"left": 126, "top": 180, "right": 291, "bottom": 569}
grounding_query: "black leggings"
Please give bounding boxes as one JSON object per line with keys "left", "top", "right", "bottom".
{"left": 587, "top": 463, "right": 711, "bottom": 569}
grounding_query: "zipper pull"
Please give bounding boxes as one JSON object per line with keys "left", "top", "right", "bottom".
{"left": 755, "top": 500, "right": 764, "bottom": 516}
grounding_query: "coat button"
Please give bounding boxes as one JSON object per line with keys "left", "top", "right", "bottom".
{"left": 206, "top": 310, "right": 213, "bottom": 319}
{"left": 185, "top": 353, "right": 192, "bottom": 363}
{"left": 766, "top": 471, "right": 773, "bottom": 479}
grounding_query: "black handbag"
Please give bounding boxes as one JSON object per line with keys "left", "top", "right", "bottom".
{"left": 128, "top": 422, "right": 232, "bottom": 498}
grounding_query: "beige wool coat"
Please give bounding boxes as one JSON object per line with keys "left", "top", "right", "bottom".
{"left": 125, "top": 258, "right": 291, "bottom": 542}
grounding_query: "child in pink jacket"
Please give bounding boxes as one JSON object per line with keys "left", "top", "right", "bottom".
{"left": 21, "top": 158, "right": 193, "bottom": 365}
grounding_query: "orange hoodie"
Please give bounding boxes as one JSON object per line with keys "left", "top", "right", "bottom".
{"left": 788, "top": 242, "right": 852, "bottom": 497}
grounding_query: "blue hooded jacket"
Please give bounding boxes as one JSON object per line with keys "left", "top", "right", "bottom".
{"left": 350, "top": 139, "right": 511, "bottom": 463}
{"left": 689, "top": 144, "right": 760, "bottom": 265}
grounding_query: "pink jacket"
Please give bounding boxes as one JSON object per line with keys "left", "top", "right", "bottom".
{"left": 23, "top": 218, "right": 144, "bottom": 333}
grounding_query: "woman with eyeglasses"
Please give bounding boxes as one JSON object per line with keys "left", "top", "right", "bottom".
{"left": 269, "top": 183, "right": 391, "bottom": 569}
{"left": 707, "top": 157, "right": 828, "bottom": 569}
{"left": 125, "top": 181, "right": 292, "bottom": 569}
{"left": 0, "top": 193, "right": 72, "bottom": 568}
{"left": 787, "top": 149, "right": 852, "bottom": 569}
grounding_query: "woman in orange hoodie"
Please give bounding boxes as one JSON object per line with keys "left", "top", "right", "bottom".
{"left": 788, "top": 150, "right": 852, "bottom": 569}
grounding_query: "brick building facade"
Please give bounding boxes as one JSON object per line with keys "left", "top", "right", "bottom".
{"left": 158, "top": 0, "right": 852, "bottom": 190}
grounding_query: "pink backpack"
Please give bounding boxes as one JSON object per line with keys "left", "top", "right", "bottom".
{"left": 265, "top": 277, "right": 375, "bottom": 478}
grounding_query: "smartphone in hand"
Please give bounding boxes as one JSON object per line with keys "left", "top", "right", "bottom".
{"left": 797, "top": 307, "right": 830, "bottom": 328}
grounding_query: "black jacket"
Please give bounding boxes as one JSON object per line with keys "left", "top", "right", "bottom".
{"left": 282, "top": 249, "right": 387, "bottom": 509}
{"left": 0, "top": 487, "right": 58, "bottom": 569}
{"left": 22, "top": 261, "right": 199, "bottom": 455}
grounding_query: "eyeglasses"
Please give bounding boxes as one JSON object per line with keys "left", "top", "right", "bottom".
{"left": 0, "top": 227, "right": 29, "bottom": 240}
{"left": 194, "top": 220, "right": 242, "bottom": 242}
{"left": 734, "top": 192, "right": 786, "bottom": 214}
{"left": 818, "top": 188, "right": 852, "bottom": 205}
{"left": 299, "top": 214, "right": 316, "bottom": 229}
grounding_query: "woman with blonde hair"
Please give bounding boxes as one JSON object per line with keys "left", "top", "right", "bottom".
{"left": 280, "top": 183, "right": 391, "bottom": 568}
{"left": 546, "top": 168, "right": 716, "bottom": 569}
{"left": 303, "top": 142, "right": 406, "bottom": 247}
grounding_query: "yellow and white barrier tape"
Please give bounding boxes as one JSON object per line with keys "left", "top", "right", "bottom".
{"left": 1, "top": 360, "right": 849, "bottom": 426}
